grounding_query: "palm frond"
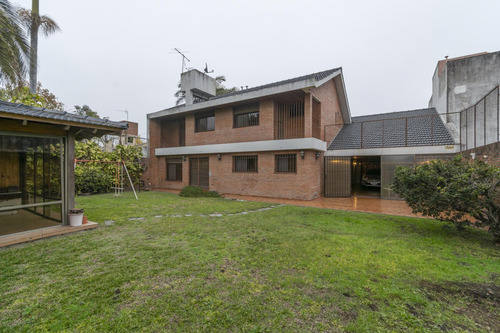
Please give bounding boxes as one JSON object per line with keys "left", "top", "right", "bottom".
{"left": 0, "top": 1, "right": 30, "bottom": 86}
{"left": 39, "top": 14, "right": 60, "bottom": 36}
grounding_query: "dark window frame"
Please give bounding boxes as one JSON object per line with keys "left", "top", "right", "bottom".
{"left": 166, "top": 158, "right": 183, "bottom": 181}
{"left": 275, "top": 154, "right": 297, "bottom": 173}
{"left": 233, "top": 155, "right": 258, "bottom": 173}
{"left": 233, "top": 103, "right": 260, "bottom": 128}
{"left": 195, "top": 111, "right": 215, "bottom": 132}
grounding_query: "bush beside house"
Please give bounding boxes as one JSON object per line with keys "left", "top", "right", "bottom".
{"left": 392, "top": 156, "right": 500, "bottom": 243}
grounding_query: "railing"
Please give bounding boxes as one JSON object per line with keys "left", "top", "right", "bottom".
{"left": 458, "top": 86, "right": 500, "bottom": 150}
{"left": 327, "top": 113, "right": 454, "bottom": 150}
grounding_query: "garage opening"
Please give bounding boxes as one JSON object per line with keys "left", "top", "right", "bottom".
{"left": 351, "top": 156, "right": 380, "bottom": 197}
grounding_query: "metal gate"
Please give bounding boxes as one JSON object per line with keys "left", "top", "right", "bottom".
{"left": 189, "top": 157, "right": 209, "bottom": 188}
{"left": 324, "top": 156, "right": 351, "bottom": 197}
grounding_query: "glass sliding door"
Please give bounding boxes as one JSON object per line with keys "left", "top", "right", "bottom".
{"left": 0, "top": 134, "right": 64, "bottom": 236}
{"left": 380, "top": 155, "right": 414, "bottom": 199}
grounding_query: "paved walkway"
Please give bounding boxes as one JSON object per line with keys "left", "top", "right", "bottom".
{"left": 224, "top": 194, "right": 420, "bottom": 218}
{"left": 152, "top": 188, "right": 420, "bottom": 218}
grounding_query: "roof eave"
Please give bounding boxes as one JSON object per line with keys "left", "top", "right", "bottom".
{"left": 332, "top": 72, "right": 352, "bottom": 124}
{"left": 148, "top": 76, "right": 332, "bottom": 119}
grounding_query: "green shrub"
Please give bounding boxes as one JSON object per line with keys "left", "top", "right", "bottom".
{"left": 392, "top": 156, "right": 500, "bottom": 243}
{"left": 75, "top": 140, "right": 143, "bottom": 195}
{"left": 75, "top": 166, "right": 114, "bottom": 194}
{"left": 179, "top": 186, "right": 220, "bottom": 198}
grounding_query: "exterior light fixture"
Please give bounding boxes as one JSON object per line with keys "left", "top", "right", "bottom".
{"left": 315, "top": 152, "right": 320, "bottom": 159}
{"left": 217, "top": 154, "right": 221, "bottom": 161}
{"left": 182, "top": 155, "right": 186, "bottom": 162}
{"left": 300, "top": 150, "right": 305, "bottom": 159}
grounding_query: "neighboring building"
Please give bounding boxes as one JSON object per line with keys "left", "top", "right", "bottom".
{"left": 428, "top": 51, "right": 500, "bottom": 149}
{"left": 103, "top": 121, "right": 147, "bottom": 153}
{"left": 148, "top": 68, "right": 350, "bottom": 200}
{"left": 148, "top": 52, "right": 500, "bottom": 200}
{"left": 0, "top": 101, "right": 127, "bottom": 242}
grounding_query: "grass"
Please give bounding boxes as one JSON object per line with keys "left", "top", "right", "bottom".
{"left": 0, "top": 191, "right": 499, "bottom": 332}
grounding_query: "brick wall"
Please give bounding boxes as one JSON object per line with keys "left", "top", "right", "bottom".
{"left": 185, "top": 100, "right": 275, "bottom": 146}
{"left": 160, "top": 118, "right": 182, "bottom": 147}
{"left": 310, "top": 79, "right": 343, "bottom": 143}
{"left": 147, "top": 78, "right": 345, "bottom": 198}
{"left": 460, "top": 141, "right": 500, "bottom": 165}
{"left": 148, "top": 118, "right": 161, "bottom": 188}
{"left": 151, "top": 150, "right": 322, "bottom": 200}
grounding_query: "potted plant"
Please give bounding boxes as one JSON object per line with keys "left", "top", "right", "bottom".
{"left": 69, "top": 208, "right": 84, "bottom": 227}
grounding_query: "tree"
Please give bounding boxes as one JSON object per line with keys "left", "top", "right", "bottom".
{"left": 74, "top": 105, "right": 99, "bottom": 118}
{"left": 0, "top": 81, "right": 63, "bottom": 110}
{"left": 75, "top": 141, "right": 144, "bottom": 194}
{"left": 174, "top": 74, "right": 239, "bottom": 105}
{"left": 214, "top": 75, "right": 239, "bottom": 96}
{"left": 18, "top": 0, "right": 60, "bottom": 93}
{"left": 392, "top": 156, "right": 500, "bottom": 243}
{"left": 0, "top": 0, "right": 30, "bottom": 86}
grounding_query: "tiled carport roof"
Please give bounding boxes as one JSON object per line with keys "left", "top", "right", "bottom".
{"left": 0, "top": 100, "right": 127, "bottom": 129}
{"left": 329, "top": 108, "right": 455, "bottom": 150}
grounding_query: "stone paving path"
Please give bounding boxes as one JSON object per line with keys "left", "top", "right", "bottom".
{"left": 125, "top": 204, "right": 287, "bottom": 222}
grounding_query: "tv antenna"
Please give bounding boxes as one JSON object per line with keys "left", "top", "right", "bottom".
{"left": 204, "top": 63, "right": 214, "bottom": 74}
{"left": 171, "top": 48, "right": 191, "bottom": 73}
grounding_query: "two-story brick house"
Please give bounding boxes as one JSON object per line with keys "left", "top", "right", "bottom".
{"left": 148, "top": 53, "right": 500, "bottom": 201}
{"left": 147, "top": 68, "right": 351, "bottom": 200}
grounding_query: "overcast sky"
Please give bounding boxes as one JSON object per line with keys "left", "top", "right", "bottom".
{"left": 12, "top": 0, "right": 500, "bottom": 137}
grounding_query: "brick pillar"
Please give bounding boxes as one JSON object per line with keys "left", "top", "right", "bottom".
{"left": 304, "top": 93, "right": 312, "bottom": 138}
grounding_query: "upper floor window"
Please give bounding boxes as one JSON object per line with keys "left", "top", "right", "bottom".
{"left": 233, "top": 103, "right": 259, "bottom": 128}
{"left": 233, "top": 155, "right": 258, "bottom": 172}
{"left": 195, "top": 111, "right": 215, "bottom": 132}
{"left": 275, "top": 154, "right": 297, "bottom": 173}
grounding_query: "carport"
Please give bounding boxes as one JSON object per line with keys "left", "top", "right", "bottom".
{"left": 325, "top": 108, "right": 459, "bottom": 199}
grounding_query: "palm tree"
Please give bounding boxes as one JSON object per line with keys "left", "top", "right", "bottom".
{"left": 18, "top": 0, "right": 60, "bottom": 93}
{"left": 0, "top": 0, "right": 30, "bottom": 86}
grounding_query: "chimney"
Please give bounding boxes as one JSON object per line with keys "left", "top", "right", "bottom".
{"left": 180, "top": 69, "right": 216, "bottom": 105}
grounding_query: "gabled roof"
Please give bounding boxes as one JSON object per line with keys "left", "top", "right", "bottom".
{"left": 149, "top": 67, "right": 351, "bottom": 123}
{"left": 328, "top": 108, "right": 455, "bottom": 150}
{"left": 210, "top": 68, "right": 341, "bottom": 101}
{"left": 0, "top": 100, "right": 127, "bottom": 129}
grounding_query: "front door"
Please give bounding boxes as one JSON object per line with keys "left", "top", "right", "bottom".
{"left": 189, "top": 157, "right": 209, "bottom": 188}
{"left": 324, "top": 156, "right": 351, "bottom": 197}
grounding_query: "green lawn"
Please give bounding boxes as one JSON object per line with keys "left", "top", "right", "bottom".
{"left": 1, "top": 192, "right": 499, "bottom": 332}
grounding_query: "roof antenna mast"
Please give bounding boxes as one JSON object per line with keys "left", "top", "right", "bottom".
{"left": 204, "top": 63, "right": 214, "bottom": 74}
{"left": 172, "top": 48, "right": 191, "bottom": 73}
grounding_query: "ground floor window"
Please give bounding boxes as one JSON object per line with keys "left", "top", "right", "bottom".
{"left": 275, "top": 154, "right": 297, "bottom": 173}
{"left": 166, "top": 158, "right": 182, "bottom": 181}
{"left": 233, "top": 155, "right": 258, "bottom": 172}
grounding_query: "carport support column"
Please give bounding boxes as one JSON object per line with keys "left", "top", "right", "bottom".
{"left": 66, "top": 133, "right": 75, "bottom": 225}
